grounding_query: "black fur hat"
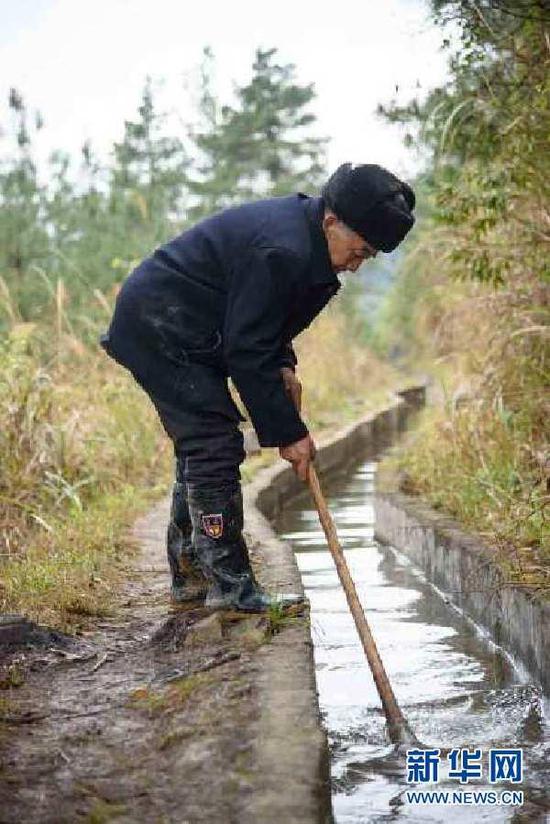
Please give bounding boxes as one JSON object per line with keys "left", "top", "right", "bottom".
{"left": 321, "top": 163, "right": 415, "bottom": 253}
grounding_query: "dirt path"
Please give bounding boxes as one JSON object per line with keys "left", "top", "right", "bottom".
{"left": 0, "top": 497, "right": 289, "bottom": 824}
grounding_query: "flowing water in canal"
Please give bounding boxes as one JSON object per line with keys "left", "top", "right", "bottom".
{"left": 274, "top": 460, "right": 549, "bottom": 823}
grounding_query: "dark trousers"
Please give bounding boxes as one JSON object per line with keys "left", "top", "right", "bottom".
{"left": 146, "top": 360, "right": 246, "bottom": 492}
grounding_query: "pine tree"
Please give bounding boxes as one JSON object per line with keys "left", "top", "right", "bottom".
{"left": 110, "top": 77, "right": 189, "bottom": 244}
{"left": 0, "top": 89, "right": 49, "bottom": 317}
{"left": 188, "top": 47, "right": 326, "bottom": 218}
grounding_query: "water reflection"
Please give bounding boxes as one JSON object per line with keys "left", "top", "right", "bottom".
{"left": 275, "top": 461, "right": 549, "bottom": 823}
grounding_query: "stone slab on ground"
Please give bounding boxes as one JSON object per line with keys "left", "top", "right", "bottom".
{"left": 0, "top": 613, "right": 72, "bottom": 649}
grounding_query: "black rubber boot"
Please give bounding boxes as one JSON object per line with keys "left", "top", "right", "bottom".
{"left": 188, "top": 484, "right": 304, "bottom": 612}
{"left": 167, "top": 480, "right": 208, "bottom": 603}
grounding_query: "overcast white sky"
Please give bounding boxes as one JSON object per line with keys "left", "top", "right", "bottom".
{"left": 0, "top": 0, "right": 451, "bottom": 182}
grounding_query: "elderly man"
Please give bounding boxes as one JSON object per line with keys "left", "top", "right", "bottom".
{"left": 100, "top": 163, "right": 415, "bottom": 611}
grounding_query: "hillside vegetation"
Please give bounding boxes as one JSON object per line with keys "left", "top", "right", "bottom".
{"left": 376, "top": 0, "right": 549, "bottom": 589}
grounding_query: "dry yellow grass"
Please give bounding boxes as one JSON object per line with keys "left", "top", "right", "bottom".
{"left": 296, "top": 302, "right": 400, "bottom": 428}
{"left": 379, "top": 233, "right": 549, "bottom": 589}
{"left": 0, "top": 319, "right": 171, "bottom": 629}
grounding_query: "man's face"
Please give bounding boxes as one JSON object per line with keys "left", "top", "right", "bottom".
{"left": 322, "top": 211, "right": 378, "bottom": 273}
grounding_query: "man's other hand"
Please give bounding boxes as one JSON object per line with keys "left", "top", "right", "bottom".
{"left": 279, "top": 435, "right": 316, "bottom": 481}
{"left": 280, "top": 367, "right": 302, "bottom": 414}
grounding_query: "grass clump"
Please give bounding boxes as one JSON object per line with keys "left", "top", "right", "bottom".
{"left": 0, "top": 662, "right": 25, "bottom": 690}
{"left": 265, "top": 601, "right": 304, "bottom": 637}
{"left": 84, "top": 799, "right": 127, "bottom": 824}
{"left": 156, "top": 727, "right": 193, "bottom": 751}
{"left": 128, "top": 673, "right": 212, "bottom": 716}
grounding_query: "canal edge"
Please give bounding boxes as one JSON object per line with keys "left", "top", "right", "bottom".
{"left": 374, "top": 492, "right": 550, "bottom": 696}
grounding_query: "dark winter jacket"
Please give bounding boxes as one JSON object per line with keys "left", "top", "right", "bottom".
{"left": 100, "top": 194, "right": 340, "bottom": 447}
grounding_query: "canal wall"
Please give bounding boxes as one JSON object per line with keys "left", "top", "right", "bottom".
{"left": 374, "top": 491, "right": 550, "bottom": 695}
{"left": 243, "top": 385, "right": 425, "bottom": 824}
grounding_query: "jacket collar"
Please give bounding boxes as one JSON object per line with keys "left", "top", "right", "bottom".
{"left": 299, "top": 194, "right": 341, "bottom": 287}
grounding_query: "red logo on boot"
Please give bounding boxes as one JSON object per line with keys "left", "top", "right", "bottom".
{"left": 201, "top": 513, "right": 224, "bottom": 539}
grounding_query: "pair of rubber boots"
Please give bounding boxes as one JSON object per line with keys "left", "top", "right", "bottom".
{"left": 167, "top": 482, "right": 303, "bottom": 612}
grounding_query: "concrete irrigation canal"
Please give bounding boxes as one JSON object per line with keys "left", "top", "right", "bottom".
{"left": 275, "top": 459, "right": 550, "bottom": 823}
{"left": 0, "top": 387, "right": 548, "bottom": 823}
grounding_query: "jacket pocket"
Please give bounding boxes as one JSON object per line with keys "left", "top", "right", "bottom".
{"left": 157, "top": 327, "right": 222, "bottom": 368}
{"left": 181, "top": 329, "right": 221, "bottom": 355}
{"left": 180, "top": 330, "right": 223, "bottom": 368}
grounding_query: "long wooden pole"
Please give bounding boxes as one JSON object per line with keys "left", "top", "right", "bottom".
{"left": 306, "top": 463, "right": 416, "bottom": 746}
